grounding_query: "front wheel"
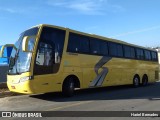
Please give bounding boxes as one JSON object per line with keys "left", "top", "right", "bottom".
{"left": 62, "top": 78, "right": 75, "bottom": 97}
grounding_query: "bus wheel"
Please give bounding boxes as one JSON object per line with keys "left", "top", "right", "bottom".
{"left": 133, "top": 76, "right": 140, "bottom": 88}
{"left": 142, "top": 75, "right": 148, "bottom": 86}
{"left": 62, "top": 78, "right": 75, "bottom": 97}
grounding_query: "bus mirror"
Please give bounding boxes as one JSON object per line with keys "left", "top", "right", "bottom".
{"left": 22, "top": 36, "right": 35, "bottom": 52}
{"left": 0, "top": 44, "right": 16, "bottom": 58}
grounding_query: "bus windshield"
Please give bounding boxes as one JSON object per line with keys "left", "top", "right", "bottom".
{"left": 8, "top": 27, "right": 39, "bottom": 75}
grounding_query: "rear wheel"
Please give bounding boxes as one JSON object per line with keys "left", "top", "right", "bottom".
{"left": 133, "top": 76, "right": 140, "bottom": 88}
{"left": 62, "top": 78, "right": 75, "bottom": 97}
{"left": 142, "top": 75, "right": 148, "bottom": 86}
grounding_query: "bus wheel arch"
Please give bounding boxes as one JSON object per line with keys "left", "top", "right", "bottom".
{"left": 142, "top": 74, "right": 148, "bottom": 86}
{"left": 62, "top": 75, "right": 80, "bottom": 97}
{"left": 133, "top": 74, "right": 140, "bottom": 87}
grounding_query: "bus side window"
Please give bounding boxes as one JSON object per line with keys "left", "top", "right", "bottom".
{"left": 144, "top": 50, "right": 151, "bottom": 60}
{"left": 109, "top": 42, "right": 117, "bottom": 57}
{"left": 36, "top": 42, "right": 53, "bottom": 66}
{"left": 34, "top": 27, "right": 65, "bottom": 75}
{"left": 124, "top": 46, "right": 135, "bottom": 59}
{"left": 136, "top": 48, "right": 144, "bottom": 60}
{"left": 67, "top": 33, "right": 80, "bottom": 53}
{"left": 90, "top": 39, "right": 100, "bottom": 54}
{"left": 151, "top": 51, "right": 158, "bottom": 61}
{"left": 90, "top": 39, "right": 108, "bottom": 56}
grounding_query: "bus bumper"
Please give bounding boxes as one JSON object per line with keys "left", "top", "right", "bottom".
{"left": 7, "top": 81, "right": 35, "bottom": 94}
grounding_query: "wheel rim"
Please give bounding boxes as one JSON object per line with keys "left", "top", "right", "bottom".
{"left": 143, "top": 78, "right": 147, "bottom": 85}
{"left": 70, "top": 82, "right": 74, "bottom": 90}
{"left": 134, "top": 77, "right": 139, "bottom": 86}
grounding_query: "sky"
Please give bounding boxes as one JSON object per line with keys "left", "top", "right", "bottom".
{"left": 0, "top": 0, "right": 160, "bottom": 47}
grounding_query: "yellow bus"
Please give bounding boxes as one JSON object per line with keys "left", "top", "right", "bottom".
{"left": 0, "top": 24, "right": 159, "bottom": 96}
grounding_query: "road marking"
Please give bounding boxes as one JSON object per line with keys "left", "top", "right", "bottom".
{"left": 45, "top": 101, "right": 93, "bottom": 111}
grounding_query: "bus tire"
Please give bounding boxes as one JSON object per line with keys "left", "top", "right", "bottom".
{"left": 62, "top": 77, "right": 75, "bottom": 97}
{"left": 133, "top": 75, "right": 140, "bottom": 88}
{"left": 142, "top": 75, "right": 148, "bottom": 86}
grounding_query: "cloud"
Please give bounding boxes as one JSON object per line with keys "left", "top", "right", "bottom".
{"left": 5, "top": 8, "right": 16, "bottom": 13}
{"left": 111, "top": 25, "right": 160, "bottom": 38}
{"left": 0, "top": 8, "right": 17, "bottom": 13}
{"left": 0, "top": 6, "right": 41, "bottom": 16}
{"left": 46, "top": 0, "right": 125, "bottom": 15}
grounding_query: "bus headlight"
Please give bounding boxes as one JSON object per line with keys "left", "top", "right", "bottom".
{"left": 19, "top": 76, "right": 30, "bottom": 82}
